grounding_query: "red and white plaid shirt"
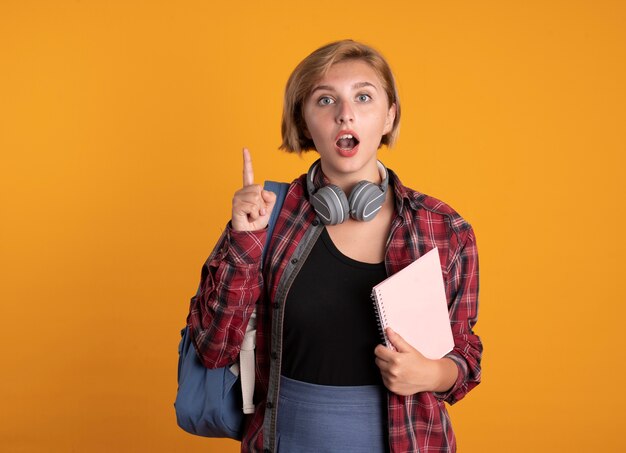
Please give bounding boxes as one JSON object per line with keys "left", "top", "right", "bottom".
{"left": 189, "top": 168, "right": 482, "bottom": 452}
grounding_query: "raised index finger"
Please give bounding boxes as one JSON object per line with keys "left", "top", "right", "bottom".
{"left": 242, "top": 147, "right": 254, "bottom": 187}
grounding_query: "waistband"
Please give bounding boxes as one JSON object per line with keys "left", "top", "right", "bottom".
{"left": 279, "top": 375, "right": 387, "bottom": 407}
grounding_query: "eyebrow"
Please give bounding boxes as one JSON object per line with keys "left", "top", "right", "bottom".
{"left": 310, "top": 81, "right": 378, "bottom": 94}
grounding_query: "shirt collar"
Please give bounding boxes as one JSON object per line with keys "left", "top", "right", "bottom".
{"left": 388, "top": 167, "right": 424, "bottom": 217}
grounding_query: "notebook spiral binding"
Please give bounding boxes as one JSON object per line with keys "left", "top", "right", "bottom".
{"left": 371, "top": 290, "right": 390, "bottom": 347}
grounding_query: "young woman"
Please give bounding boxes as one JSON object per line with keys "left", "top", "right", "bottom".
{"left": 188, "top": 40, "right": 482, "bottom": 452}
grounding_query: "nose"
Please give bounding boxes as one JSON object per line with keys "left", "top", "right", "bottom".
{"left": 335, "top": 101, "right": 354, "bottom": 124}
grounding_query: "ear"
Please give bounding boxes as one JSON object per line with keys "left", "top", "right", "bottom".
{"left": 303, "top": 125, "right": 312, "bottom": 139}
{"left": 382, "top": 103, "right": 397, "bottom": 135}
{"left": 300, "top": 118, "right": 312, "bottom": 139}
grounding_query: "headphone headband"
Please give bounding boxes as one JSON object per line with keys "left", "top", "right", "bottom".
{"left": 306, "top": 159, "right": 389, "bottom": 195}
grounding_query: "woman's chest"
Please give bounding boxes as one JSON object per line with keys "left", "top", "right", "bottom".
{"left": 325, "top": 218, "right": 391, "bottom": 264}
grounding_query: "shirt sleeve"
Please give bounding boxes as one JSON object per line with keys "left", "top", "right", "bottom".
{"left": 433, "top": 225, "right": 482, "bottom": 404}
{"left": 187, "top": 223, "right": 267, "bottom": 369}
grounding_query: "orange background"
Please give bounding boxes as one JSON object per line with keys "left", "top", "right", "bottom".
{"left": 1, "top": 1, "right": 625, "bottom": 452}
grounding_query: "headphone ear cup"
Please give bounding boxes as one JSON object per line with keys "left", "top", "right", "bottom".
{"left": 348, "top": 181, "right": 386, "bottom": 222}
{"left": 311, "top": 184, "right": 349, "bottom": 225}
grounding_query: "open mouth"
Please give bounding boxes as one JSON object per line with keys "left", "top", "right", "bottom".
{"left": 336, "top": 133, "right": 360, "bottom": 151}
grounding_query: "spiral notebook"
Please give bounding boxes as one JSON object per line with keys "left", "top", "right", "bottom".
{"left": 371, "top": 247, "right": 454, "bottom": 359}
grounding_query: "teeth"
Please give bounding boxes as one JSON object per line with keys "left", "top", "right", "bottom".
{"left": 338, "top": 134, "right": 354, "bottom": 139}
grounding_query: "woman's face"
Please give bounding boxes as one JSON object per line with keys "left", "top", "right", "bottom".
{"left": 302, "top": 60, "right": 396, "bottom": 183}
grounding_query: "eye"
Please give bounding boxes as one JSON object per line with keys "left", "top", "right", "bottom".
{"left": 317, "top": 96, "right": 334, "bottom": 106}
{"left": 356, "top": 93, "right": 371, "bottom": 102}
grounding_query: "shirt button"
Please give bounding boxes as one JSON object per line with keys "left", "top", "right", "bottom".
{"left": 266, "top": 402, "right": 273, "bottom": 409}
{"left": 312, "top": 219, "right": 319, "bottom": 226}
{"left": 264, "top": 449, "right": 271, "bottom": 453}
{"left": 273, "top": 302, "right": 279, "bottom": 310}
{"left": 271, "top": 352, "right": 278, "bottom": 360}
{"left": 291, "top": 258, "right": 298, "bottom": 264}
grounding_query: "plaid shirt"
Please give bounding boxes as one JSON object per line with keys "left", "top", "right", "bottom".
{"left": 189, "top": 168, "right": 482, "bottom": 453}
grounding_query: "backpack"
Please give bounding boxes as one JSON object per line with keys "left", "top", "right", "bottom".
{"left": 175, "top": 181, "right": 289, "bottom": 439}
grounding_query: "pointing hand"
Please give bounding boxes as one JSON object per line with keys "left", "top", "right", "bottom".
{"left": 231, "top": 148, "right": 277, "bottom": 232}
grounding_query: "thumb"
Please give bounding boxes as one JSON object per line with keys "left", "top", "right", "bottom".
{"left": 386, "top": 327, "right": 414, "bottom": 353}
{"left": 261, "top": 189, "right": 277, "bottom": 214}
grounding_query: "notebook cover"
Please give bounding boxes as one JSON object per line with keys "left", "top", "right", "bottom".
{"left": 371, "top": 247, "right": 454, "bottom": 359}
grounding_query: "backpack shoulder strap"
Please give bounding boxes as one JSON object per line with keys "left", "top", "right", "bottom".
{"left": 262, "top": 181, "right": 290, "bottom": 264}
{"left": 240, "top": 180, "right": 289, "bottom": 414}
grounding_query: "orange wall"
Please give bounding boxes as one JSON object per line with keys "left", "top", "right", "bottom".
{"left": 1, "top": 1, "right": 625, "bottom": 452}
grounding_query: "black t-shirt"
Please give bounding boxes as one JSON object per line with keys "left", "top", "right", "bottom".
{"left": 281, "top": 227, "right": 388, "bottom": 386}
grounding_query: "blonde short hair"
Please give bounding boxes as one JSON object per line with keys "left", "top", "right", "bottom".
{"left": 280, "top": 39, "right": 401, "bottom": 153}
